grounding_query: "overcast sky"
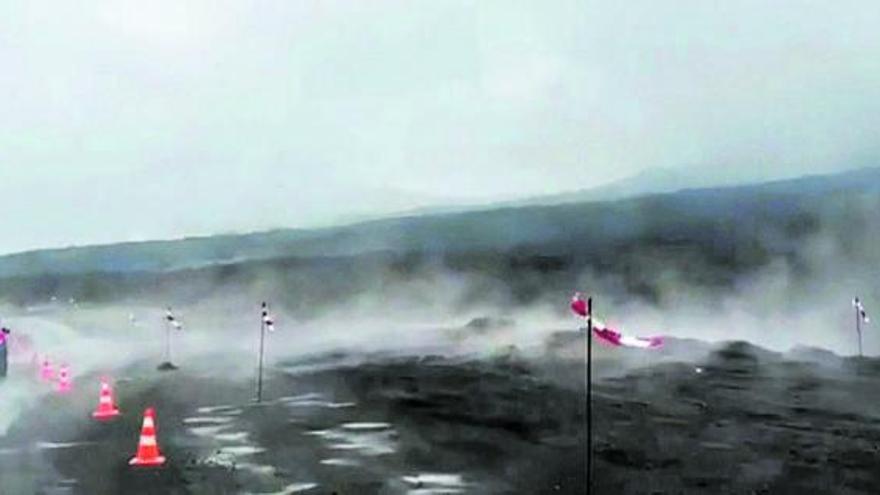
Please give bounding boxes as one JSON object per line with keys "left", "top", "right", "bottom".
{"left": 1, "top": 0, "right": 879, "bottom": 255}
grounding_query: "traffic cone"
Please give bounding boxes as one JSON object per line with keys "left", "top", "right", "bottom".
{"left": 56, "top": 364, "right": 71, "bottom": 393}
{"left": 40, "top": 357, "right": 54, "bottom": 381}
{"left": 129, "top": 408, "right": 166, "bottom": 467}
{"left": 92, "top": 379, "right": 121, "bottom": 420}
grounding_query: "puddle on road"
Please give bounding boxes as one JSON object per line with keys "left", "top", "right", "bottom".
{"left": 219, "top": 445, "right": 267, "bottom": 456}
{"left": 308, "top": 427, "right": 397, "bottom": 456}
{"left": 340, "top": 422, "right": 391, "bottom": 431}
{"left": 35, "top": 441, "right": 95, "bottom": 450}
{"left": 402, "top": 473, "right": 469, "bottom": 493}
{"left": 215, "top": 431, "right": 250, "bottom": 443}
{"left": 278, "top": 393, "right": 357, "bottom": 410}
{"left": 319, "top": 457, "right": 361, "bottom": 467}
{"left": 197, "top": 405, "right": 242, "bottom": 415}
{"left": 189, "top": 425, "right": 228, "bottom": 437}
{"left": 183, "top": 416, "right": 236, "bottom": 425}
{"left": 243, "top": 482, "right": 319, "bottom": 494}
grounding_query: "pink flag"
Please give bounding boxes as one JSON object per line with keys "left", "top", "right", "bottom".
{"left": 592, "top": 318, "right": 663, "bottom": 349}
{"left": 570, "top": 292, "right": 663, "bottom": 349}
{"left": 570, "top": 292, "right": 589, "bottom": 318}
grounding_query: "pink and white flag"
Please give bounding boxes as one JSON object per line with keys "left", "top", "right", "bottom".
{"left": 591, "top": 318, "right": 664, "bottom": 349}
{"left": 571, "top": 292, "right": 589, "bottom": 319}
{"left": 570, "top": 292, "right": 663, "bottom": 349}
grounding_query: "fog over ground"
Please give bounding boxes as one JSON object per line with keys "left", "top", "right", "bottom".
{"left": 2, "top": 195, "right": 875, "bottom": 435}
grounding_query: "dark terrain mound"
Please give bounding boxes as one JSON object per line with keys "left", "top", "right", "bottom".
{"left": 591, "top": 341, "right": 880, "bottom": 494}
{"left": 3, "top": 342, "right": 880, "bottom": 494}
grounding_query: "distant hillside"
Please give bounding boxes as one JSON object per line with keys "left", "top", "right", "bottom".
{"left": 381, "top": 165, "right": 757, "bottom": 218}
{"left": 0, "top": 167, "right": 877, "bottom": 308}
{"left": 503, "top": 166, "right": 727, "bottom": 207}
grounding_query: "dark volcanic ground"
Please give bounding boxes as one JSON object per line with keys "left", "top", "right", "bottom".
{"left": 0, "top": 351, "right": 585, "bottom": 495}
{"left": 591, "top": 342, "right": 880, "bottom": 494}
{"left": 2, "top": 338, "right": 880, "bottom": 494}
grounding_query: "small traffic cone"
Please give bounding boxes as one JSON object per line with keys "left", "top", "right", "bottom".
{"left": 56, "top": 364, "right": 72, "bottom": 393}
{"left": 40, "top": 357, "right": 54, "bottom": 381}
{"left": 92, "top": 379, "right": 121, "bottom": 420}
{"left": 129, "top": 408, "right": 166, "bottom": 467}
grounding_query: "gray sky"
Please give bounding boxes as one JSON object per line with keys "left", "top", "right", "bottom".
{"left": 1, "top": 0, "right": 879, "bottom": 255}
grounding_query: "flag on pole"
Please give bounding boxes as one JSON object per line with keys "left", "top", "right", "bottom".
{"left": 165, "top": 308, "right": 183, "bottom": 330}
{"left": 591, "top": 318, "right": 664, "bottom": 349}
{"left": 158, "top": 307, "right": 183, "bottom": 370}
{"left": 571, "top": 292, "right": 596, "bottom": 492}
{"left": 571, "top": 292, "right": 589, "bottom": 319}
{"left": 570, "top": 293, "right": 663, "bottom": 349}
{"left": 256, "top": 302, "right": 277, "bottom": 402}
{"left": 262, "top": 302, "right": 275, "bottom": 332}
{"left": 854, "top": 297, "right": 870, "bottom": 324}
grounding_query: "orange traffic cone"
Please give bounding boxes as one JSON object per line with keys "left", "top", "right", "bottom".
{"left": 129, "top": 408, "right": 166, "bottom": 467}
{"left": 56, "top": 364, "right": 72, "bottom": 393}
{"left": 92, "top": 379, "right": 121, "bottom": 420}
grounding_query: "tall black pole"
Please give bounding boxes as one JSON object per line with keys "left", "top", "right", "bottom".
{"left": 857, "top": 304, "right": 863, "bottom": 358}
{"left": 256, "top": 303, "right": 266, "bottom": 403}
{"left": 165, "top": 318, "right": 172, "bottom": 364}
{"left": 0, "top": 328, "right": 9, "bottom": 379}
{"left": 587, "top": 296, "right": 593, "bottom": 493}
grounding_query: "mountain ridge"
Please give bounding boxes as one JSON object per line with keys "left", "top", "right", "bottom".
{"left": 0, "top": 166, "right": 877, "bottom": 280}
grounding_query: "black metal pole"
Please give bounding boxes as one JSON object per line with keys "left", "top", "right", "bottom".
{"left": 0, "top": 329, "right": 8, "bottom": 379}
{"left": 165, "top": 320, "right": 172, "bottom": 364}
{"left": 257, "top": 307, "right": 266, "bottom": 403}
{"left": 587, "top": 296, "right": 593, "bottom": 493}
{"left": 857, "top": 305, "right": 863, "bottom": 358}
